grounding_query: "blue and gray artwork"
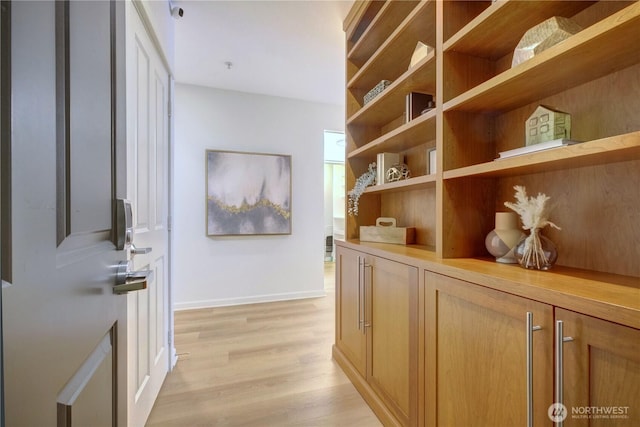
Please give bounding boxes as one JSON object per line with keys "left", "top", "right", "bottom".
{"left": 206, "top": 151, "right": 291, "bottom": 235}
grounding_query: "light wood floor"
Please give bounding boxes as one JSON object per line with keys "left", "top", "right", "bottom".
{"left": 146, "top": 262, "right": 382, "bottom": 426}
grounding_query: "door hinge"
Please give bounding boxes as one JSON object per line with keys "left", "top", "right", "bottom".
{"left": 168, "top": 330, "right": 173, "bottom": 347}
{"left": 167, "top": 214, "right": 172, "bottom": 231}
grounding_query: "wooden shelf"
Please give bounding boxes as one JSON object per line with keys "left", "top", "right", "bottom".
{"left": 347, "top": 1, "right": 420, "bottom": 67}
{"left": 343, "top": 0, "right": 376, "bottom": 43}
{"left": 349, "top": 109, "right": 436, "bottom": 159}
{"left": 443, "top": 131, "right": 640, "bottom": 179}
{"left": 342, "top": 239, "right": 437, "bottom": 260}
{"left": 364, "top": 174, "right": 436, "bottom": 194}
{"left": 443, "top": 2, "right": 640, "bottom": 111}
{"left": 347, "top": 53, "right": 436, "bottom": 127}
{"left": 443, "top": 0, "right": 595, "bottom": 59}
{"left": 347, "top": 0, "right": 436, "bottom": 95}
{"left": 344, "top": 0, "right": 639, "bottom": 274}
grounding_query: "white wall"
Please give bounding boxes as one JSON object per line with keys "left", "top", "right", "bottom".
{"left": 173, "top": 83, "right": 344, "bottom": 309}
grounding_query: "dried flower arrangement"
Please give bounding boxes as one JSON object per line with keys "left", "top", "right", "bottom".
{"left": 347, "top": 162, "right": 376, "bottom": 216}
{"left": 504, "top": 185, "right": 561, "bottom": 270}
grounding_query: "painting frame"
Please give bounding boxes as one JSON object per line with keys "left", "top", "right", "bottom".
{"left": 205, "top": 149, "right": 292, "bottom": 236}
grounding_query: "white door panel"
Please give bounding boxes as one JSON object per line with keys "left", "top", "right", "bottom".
{"left": 126, "top": 3, "right": 170, "bottom": 426}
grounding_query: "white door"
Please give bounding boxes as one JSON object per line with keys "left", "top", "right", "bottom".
{"left": 125, "top": 3, "right": 171, "bottom": 426}
{"left": 3, "top": 1, "right": 130, "bottom": 425}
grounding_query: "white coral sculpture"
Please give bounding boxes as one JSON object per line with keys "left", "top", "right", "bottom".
{"left": 504, "top": 185, "right": 561, "bottom": 268}
{"left": 348, "top": 162, "right": 377, "bottom": 216}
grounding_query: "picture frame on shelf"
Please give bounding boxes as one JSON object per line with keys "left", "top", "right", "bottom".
{"left": 428, "top": 148, "right": 437, "bottom": 175}
{"left": 205, "top": 150, "right": 291, "bottom": 236}
{"left": 405, "top": 92, "right": 434, "bottom": 123}
{"left": 377, "top": 152, "right": 402, "bottom": 185}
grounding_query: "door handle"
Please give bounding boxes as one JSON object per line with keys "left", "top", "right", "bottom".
{"left": 362, "top": 261, "right": 372, "bottom": 332}
{"left": 526, "top": 312, "right": 542, "bottom": 427}
{"left": 130, "top": 243, "right": 152, "bottom": 255}
{"left": 114, "top": 261, "right": 153, "bottom": 294}
{"left": 554, "top": 320, "right": 574, "bottom": 427}
{"left": 357, "top": 256, "right": 362, "bottom": 331}
{"left": 113, "top": 278, "right": 148, "bottom": 295}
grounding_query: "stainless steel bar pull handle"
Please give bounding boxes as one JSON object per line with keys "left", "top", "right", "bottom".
{"left": 357, "top": 256, "right": 362, "bottom": 331}
{"left": 555, "top": 320, "right": 574, "bottom": 427}
{"left": 526, "top": 312, "right": 542, "bottom": 427}
{"left": 360, "top": 257, "right": 367, "bottom": 335}
{"left": 363, "top": 262, "right": 372, "bottom": 330}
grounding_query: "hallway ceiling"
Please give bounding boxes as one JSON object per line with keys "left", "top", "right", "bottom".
{"left": 174, "top": 0, "right": 354, "bottom": 106}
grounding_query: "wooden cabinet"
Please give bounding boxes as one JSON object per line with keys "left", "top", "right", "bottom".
{"left": 425, "top": 271, "right": 554, "bottom": 427}
{"left": 334, "top": 244, "right": 419, "bottom": 426}
{"left": 558, "top": 309, "right": 640, "bottom": 427}
{"left": 339, "top": 1, "right": 640, "bottom": 425}
{"left": 425, "top": 271, "right": 640, "bottom": 427}
{"left": 368, "top": 255, "right": 419, "bottom": 426}
{"left": 335, "top": 245, "right": 367, "bottom": 377}
{"left": 335, "top": 238, "right": 639, "bottom": 426}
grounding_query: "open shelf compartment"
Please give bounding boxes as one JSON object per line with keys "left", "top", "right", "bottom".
{"left": 347, "top": 1, "right": 420, "bottom": 67}
{"left": 444, "top": 131, "right": 640, "bottom": 179}
{"left": 443, "top": 2, "right": 640, "bottom": 112}
{"left": 347, "top": 0, "right": 436, "bottom": 97}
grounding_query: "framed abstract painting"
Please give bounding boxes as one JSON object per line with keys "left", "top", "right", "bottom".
{"left": 206, "top": 150, "right": 292, "bottom": 236}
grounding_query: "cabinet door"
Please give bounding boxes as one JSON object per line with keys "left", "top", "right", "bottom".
{"left": 335, "top": 245, "right": 366, "bottom": 376}
{"left": 557, "top": 308, "right": 640, "bottom": 427}
{"left": 368, "top": 256, "right": 419, "bottom": 426}
{"left": 425, "top": 272, "right": 554, "bottom": 427}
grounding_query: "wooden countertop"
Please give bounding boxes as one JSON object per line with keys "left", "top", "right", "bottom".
{"left": 337, "top": 239, "right": 640, "bottom": 329}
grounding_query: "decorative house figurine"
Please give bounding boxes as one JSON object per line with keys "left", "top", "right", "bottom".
{"left": 526, "top": 105, "right": 571, "bottom": 146}
{"left": 512, "top": 16, "right": 582, "bottom": 67}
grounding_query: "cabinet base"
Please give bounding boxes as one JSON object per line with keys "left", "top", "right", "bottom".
{"left": 332, "top": 345, "right": 403, "bottom": 427}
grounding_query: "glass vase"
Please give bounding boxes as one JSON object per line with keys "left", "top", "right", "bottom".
{"left": 514, "top": 228, "right": 558, "bottom": 270}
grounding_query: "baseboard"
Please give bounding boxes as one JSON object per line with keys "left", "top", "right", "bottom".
{"left": 174, "top": 289, "right": 327, "bottom": 311}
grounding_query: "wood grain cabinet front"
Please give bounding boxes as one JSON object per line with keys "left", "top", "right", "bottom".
{"left": 367, "top": 254, "right": 419, "bottom": 426}
{"left": 334, "top": 244, "right": 419, "bottom": 427}
{"left": 557, "top": 309, "right": 640, "bottom": 427}
{"left": 335, "top": 245, "right": 367, "bottom": 377}
{"left": 425, "top": 271, "right": 640, "bottom": 427}
{"left": 425, "top": 271, "right": 554, "bottom": 427}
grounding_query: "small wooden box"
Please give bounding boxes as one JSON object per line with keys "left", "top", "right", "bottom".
{"left": 360, "top": 217, "right": 416, "bottom": 245}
